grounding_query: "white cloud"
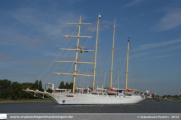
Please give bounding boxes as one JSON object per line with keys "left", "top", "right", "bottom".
{"left": 0, "top": 8, "right": 84, "bottom": 49}
{"left": 153, "top": 8, "right": 181, "bottom": 31}
{"left": 9, "top": 8, "right": 78, "bottom": 37}
{"left": 86, "top": 20, "right": 117, "bottom": 33}
{"left": 142, "top": 55, "right": 171, "bottom": 61}
{"left": 43, "top": 51, "right": 60, "bottom": 57}
{"left": 130, "top": 51, "right": 153, "bottom": 58}
{"left": 133, "top": 38, "right": 181, "bottom": 51}
{"left": 159, "top": 44, "right": 181, "bottom": 53}
{"left": 122, "top": 0, "right": 145, "bottom": 8}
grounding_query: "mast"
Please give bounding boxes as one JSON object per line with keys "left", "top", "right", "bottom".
{"left": 93, "top": 15, "right": 101, "bottom": 90}
{"left": 55, "top": 16, "right": 94, "bottom": 93}
{"left": 125, "top": 38, "right": 130, "bottom": 90}
{"left": 110, "top": 19, "right": 116, "bottom": 89}
{"left": 72, "top": 16, "right": 81, "bottom": 93}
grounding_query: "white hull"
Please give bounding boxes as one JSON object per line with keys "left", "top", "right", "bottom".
{"left": 50, "top": 93, "right": 145, "bottom": 105}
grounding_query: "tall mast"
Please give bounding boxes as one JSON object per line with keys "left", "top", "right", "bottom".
{"left": 125, "top": 38, "right": 130, "bottom": 90}
{"left": 55, "top": 16, "right": 94, "bottom": 93}
{"left": 110, "top": 19, "right": 116, "bottom": 89}
{"left": 93, "top": 15, "right": 101, "bottom": 90}
{"left": 72, "top": 16, "right": 81, "bottom": 93}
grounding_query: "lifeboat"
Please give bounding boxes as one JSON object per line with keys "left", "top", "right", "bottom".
{"left": 107, "top": 89, "right": 117, "bottom": 95}
{"left": 124, "top": 89, "right": 133, "bottom": 95}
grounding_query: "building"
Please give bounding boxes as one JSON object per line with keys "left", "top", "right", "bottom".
{"left": 54, "top": 88, "right": 71, "bottom": 93}
{"left": 45, "top": 83, "right": 54, "bottom": 90}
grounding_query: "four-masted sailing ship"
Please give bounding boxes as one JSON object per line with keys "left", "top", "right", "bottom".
{"left": 24, "top": 15, "right": 145, "bottom": 105}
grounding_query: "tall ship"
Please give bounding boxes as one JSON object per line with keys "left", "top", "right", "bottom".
{"left": 24, "top": 15, "right": 146, "bottom": 105}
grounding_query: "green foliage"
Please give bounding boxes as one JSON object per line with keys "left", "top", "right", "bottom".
{"left": 11, "top": 82, "right": 22, "bottom": 100}
{"left": 47, "top": 88, "right": 53, "bottom": 93}
{"left": 32, "top": 80, "right": 39, "bottom": 90}
{"left": 69, "top": 82, "right": 73, "bottom": 91}
{"left": 38, "top": 80, "right": 44, "bottom": 92}
{"left": 21, "top": 82, "right": 34, "bottom": 89}
{"left": 0, "top": 79, "right": 12, "bottom": 99}
{"left": 59, "top": 81, "right": 64, "bottom": 89}
{"left": 152, "top": 94, "right": 155, "bottom": 98}
{"left": 0, "top": 79, "right": 44, "bottom": 100}
{"left": 167, "top": 95, "right": 171, "bottom": 98}
{"left": 58, "top": 81, "right": 73, "bottom": 90}
{"left": 65, "top": 82, "right": 69, "bottom": 89}
{"left": 155, "top": 95, "right": 160, "bottom": 98}
{"left": 173, "top": 95, "right": 179, "bottom": 98}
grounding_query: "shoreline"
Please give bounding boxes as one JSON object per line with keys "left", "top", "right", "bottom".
{"left": 0, "top": 99, "right": 55, "bottom": 104}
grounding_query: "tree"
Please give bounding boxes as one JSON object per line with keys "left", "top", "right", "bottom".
{"left": 59, "top": 81, "right": 64, "bottom": 89}
{"left": 65, "top": 82, "right": 70, "bottom": 89}
{"left": 0, "top": 79, "right": 12, "bottom": 99}
{"left": 173, "top": 95, "right": 179, "bottom": 99}
{"left": 167, "top": 95, "right": 171, "bottom": 98}
{"left": 21, "top": 82, "right": 34, "bottom": 89}
{"left": 152, "top": 94, "right": 155, "bottom": 98}
{"left": 32, "top": 80, "right": 39, "bottom": 90}
{"left": 155, "top": 95, "right": 159, "bottom": 98}
{"left": 47, "top": 88, "right": 53, "bottom": 93}
{"left": 11, "top": 82, "right": 23, "bottom": 100}
{"left": 69, "top": 82, "right": 73, "bottom": 89}
{"left": 0, "top": 79, "right": 11, "bottom": 99}
{"left": 0, "top": 79, "right": 45, "bottom": 100}
{"left": 38, "top": 80, "right": 44, "bottom": 91}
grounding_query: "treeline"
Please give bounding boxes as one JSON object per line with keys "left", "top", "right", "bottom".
{"left": 152, "top": 94, "right": 181, "bottom": 99}
{"left": 163, "top": 95, "right": 181, "bottom": 99}
{"left": 0, "top": 79, "right": 44, "bottom": 100}
{"left": 58, "top": 81, "right": 73, "bottom": 90}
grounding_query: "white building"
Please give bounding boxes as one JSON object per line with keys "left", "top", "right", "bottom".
{"left": 45, "top": 83, "right": 54, "bottom": 90}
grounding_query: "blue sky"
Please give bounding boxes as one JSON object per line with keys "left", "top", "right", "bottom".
{"left": 0, "top": 0, "right": 181, "bottom": 95}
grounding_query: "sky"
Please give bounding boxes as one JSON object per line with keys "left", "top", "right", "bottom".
{"left": 0, "top": 0, "right": 181, "bottom": 95}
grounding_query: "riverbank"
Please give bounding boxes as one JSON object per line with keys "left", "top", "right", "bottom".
{"left": 0, "top": 99, "right": 55, "bottom": 104}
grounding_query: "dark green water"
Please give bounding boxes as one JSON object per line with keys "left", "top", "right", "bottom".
{"left": 0, "top": 101, "right": 181, "bottom": 113}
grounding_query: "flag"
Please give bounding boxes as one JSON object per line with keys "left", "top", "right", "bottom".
{"left": 150, "top": 90, "right": 153, "bottom": 94}
{"left": 80, "top": 48, "right": 88, "bottom": 53}
{"left": 80, "top": 49, "right": 84, "bottom": 53}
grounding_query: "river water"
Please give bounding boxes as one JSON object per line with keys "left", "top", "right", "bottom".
{"left": 0, "top": 101, "right": 181, "bottom": 113}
